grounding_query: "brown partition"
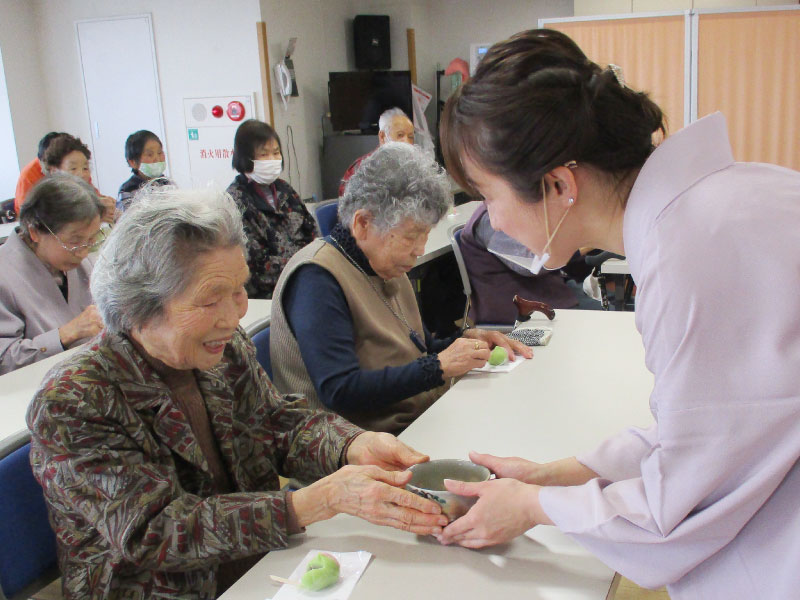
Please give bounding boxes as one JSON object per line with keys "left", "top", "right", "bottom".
{"left": 697, "top": 10, "right": 800, "bottom": 170}
{"left": 545, "top": 16, "right": 686, "bottom": 134}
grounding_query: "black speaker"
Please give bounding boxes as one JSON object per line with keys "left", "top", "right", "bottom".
{"left": 354, "top": 15, "right": 390, "bottom": 70}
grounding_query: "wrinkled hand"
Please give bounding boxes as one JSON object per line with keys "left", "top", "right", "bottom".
{"left": 98, "top": 195, "right": 117, "bottom": 224}
{"left": 467, "top": 451, "right": 544, "bottom": 485}
{"left": 347, "top": 431, "right": 430, "bottom": 471}
{"left": 463, "top": 328, "right": 533, "bottom": 361}
{"left": 293, "top": 465, "right": 448, "bottom": 535}
{"left": 59, "top": 304, "right": 104, "bottom": 347}
{"left": 435, "top": 478, "right": 550, "bottom": 548}
{"left": 438, "top": 337, "right": 491, "bottom": 378}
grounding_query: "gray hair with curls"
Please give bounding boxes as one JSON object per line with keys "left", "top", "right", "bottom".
{"left": 378, "top": 107, "right": 410, "bottom": 134}
{"left": 90, "top": 186, "right": 247, "bottom": 333}
{"left": 338, "top": 142, "right": 452, "bottom": 233}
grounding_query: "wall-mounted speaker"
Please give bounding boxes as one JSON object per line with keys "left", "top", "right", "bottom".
{"left": 354, "top": 15, "right": 390, "bottom": 70}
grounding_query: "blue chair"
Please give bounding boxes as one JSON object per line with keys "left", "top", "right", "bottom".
{"left": 0, "top": 440, "right": 58, "bottom": 599}
{"left": 251, "top": 326, "right": 272, "bottom": 380}
{"left": 315, "top": 201, "right": 339, "bottom": 236}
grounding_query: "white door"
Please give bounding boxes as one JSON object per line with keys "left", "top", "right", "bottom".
{"left": 76, "top": 15, "right": 165, "bottom": 196}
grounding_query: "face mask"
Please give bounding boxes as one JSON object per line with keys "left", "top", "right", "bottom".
{"left": 139, "top": 161, "right": 166, "bottom": 178}
{"left": 249, "top": 159, "right": 282, "bottom": 185}
{"left": 529, "top": 179, "right": 574, "bottom": 275}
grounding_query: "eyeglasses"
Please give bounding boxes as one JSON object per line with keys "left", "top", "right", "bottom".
{"left": 40, "top": 222, "right": 106, "bottom": 254}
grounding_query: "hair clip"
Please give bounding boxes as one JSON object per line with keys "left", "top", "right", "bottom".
{"left": 607, "top": 64, "right": 626, "bottom": 87}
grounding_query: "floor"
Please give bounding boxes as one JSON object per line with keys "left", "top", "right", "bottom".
{"left": 613, "top": 576, "right": 671, "bottom": 600}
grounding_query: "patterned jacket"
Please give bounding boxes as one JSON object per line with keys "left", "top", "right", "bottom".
{"left": 226, "top": 176, "right": 316, "bottom": 299}
{"left": 27, "top": 327, "right": 363, "bottom": 599}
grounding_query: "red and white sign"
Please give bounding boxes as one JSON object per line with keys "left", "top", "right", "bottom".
{"left": 183, "top": 94, "right": 255, "bottom": 188}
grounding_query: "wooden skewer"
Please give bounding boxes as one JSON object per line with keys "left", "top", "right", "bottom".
{"left": 270, "top": 574, "right": 300, "bottom": 586}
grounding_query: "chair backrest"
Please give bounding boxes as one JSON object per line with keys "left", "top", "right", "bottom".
{"left": 251, "top": 326, "right": 272, "bottom": 380}
{"left": 0, "top": 442, "right": 58, "bottom": 598}
{"left": 315, "top": 201, "right": 339, "bottom": 237}
{"left": 447, "top": 224, "right": 472, "bottom": 298}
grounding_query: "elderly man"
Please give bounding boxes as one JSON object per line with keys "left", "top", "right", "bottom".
{"left": 27, "top": 186, "right": 448, "bottom": 599}
{"left": 338, "top": 107, "right": 415, "bottom": 196}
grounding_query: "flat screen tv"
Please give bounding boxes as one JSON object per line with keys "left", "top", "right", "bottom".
{"left": 328, "top": 71, "right": 412, "bottom": 133}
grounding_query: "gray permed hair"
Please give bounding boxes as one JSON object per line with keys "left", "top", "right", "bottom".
{"left": 18, "top": 173, "right": 103, "bottom": 240}
{"left": 339, "top": 142, "right": 452, "bottom": 233}
{"left": 90, "top": 186, "right": 247, "bottom": 333}
{"left": 378, "top": 107, "right": 410, "bottom": 134}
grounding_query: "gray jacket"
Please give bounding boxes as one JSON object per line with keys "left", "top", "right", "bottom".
{"left": 0, "top": 229, "right": 94, "bottom": 374}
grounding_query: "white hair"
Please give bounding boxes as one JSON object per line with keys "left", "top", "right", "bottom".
{"left": 339, "top": 142, "right": 452, "bottom": 233}
{"left": 378, "top": 107, "right": 411, "bottom": 134}
{"left": 91, "top": 185, "right": 247, "bottom": 333}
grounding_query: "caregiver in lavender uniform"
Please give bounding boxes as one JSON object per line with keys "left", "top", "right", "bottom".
{"left": 435, "top": 29, "right": 800, "bottom": 599}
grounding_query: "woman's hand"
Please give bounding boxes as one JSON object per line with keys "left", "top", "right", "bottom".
{"left": 291, "top": 465, "right": 448, "bottom": 535}
{"left": 470, "top": 451, "right": 599, "bottom": 487}
{"left": 59, "top": 304, "right": 104, "bottom": 347}
{"left": 438, "top": 337, "right": 491, "bottom": 378}
{"left": 467, "top": 451, "right": 545, "bottom": 485}
{"left": 347, "top": 431, "right": 429, "bottom": 471}
{"left": 98, "top": 195, "right": 118, "bottom": 224}
{"left": 462, "top": 328, "right": 533, "bottom": 361}
{"left": 435, "top": 478, "right": 551, "bottom": 549}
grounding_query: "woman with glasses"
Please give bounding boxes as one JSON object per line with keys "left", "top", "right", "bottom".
{"left": 0, "top": 174, "right": 105, "bottom": 374}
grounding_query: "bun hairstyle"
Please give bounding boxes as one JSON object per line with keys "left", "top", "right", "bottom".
{"left": 441, "top": 29, "right": 665, "bottom": 204}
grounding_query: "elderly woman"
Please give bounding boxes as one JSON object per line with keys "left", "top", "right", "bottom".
{"left": 226, "top": 119, "right": 317, "bottom": 299}
{"left": 270, "top": 143, "right": 531, "bottom": 434}
{"left": 117, "top": 129, "right": 172, "bottom": 211}
{"left": 27, "top": 187, "right": 447, "bottom": 599}
{"left": 0, "top": 174, "right": 105, "bottom": 374}
{"left": 41, "top": 133, "right": 116, "bottom": 223}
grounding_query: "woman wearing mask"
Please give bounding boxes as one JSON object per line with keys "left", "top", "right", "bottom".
{"left": 226, "top": 119, "right": 316, "bottom": 299}
{"left": 117, "top": 129, "right": 172, "bottom": 211}
{"left": 434, "top": 29, "right": 800, "bottom": 599}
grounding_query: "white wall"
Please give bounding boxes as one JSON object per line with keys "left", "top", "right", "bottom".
{"left": 0, "top": 47, "right": 21, "bottom": 198}
{"left": 27, "top": 0, "right": 263, "bottom": 194}
{"left": 575, "top": 0, "right": 796, "bottom": 16}
{"left": 0, "top": 0, "right": 50, "bottom": 170}
{"left": 5, "top": 0, "right": 574, "bottom": 200}
{"left": 259, "top": 0, "right": 571, "bottom": 200}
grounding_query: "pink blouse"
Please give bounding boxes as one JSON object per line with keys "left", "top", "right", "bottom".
{"left": 540, "top": 113, "right": 800, "bottom": 599}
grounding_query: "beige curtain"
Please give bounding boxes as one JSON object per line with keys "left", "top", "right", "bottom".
{"left": 545, "top": 17, "right": 686, "bottom": 134}
{"left": 697, "top": 10, "right": 800, "bottom": 170}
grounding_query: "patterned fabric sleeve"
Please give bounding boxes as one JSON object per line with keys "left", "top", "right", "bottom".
{"left": 28, "top": 377, "right": 294, "bottom": 570}
{"left": 235, "top": 327, "right": 364, "bottom": 479}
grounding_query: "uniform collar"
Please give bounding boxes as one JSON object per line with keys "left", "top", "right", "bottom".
{"left": 623, "top": 112, "right": 735, "bottom": 280}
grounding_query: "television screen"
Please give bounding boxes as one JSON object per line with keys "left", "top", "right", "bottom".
{"left": 328, "top": 71, "right": 412, "bottom": 133}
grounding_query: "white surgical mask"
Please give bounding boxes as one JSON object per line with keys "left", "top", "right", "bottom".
{"left": 249, "top": 159, "right": 282, "bottom": 185}
{"left": 529, "top": 178, "right": 574, "bottom": 275}
{"left": 139, "top": 161, "right": 166, "bottom": 178}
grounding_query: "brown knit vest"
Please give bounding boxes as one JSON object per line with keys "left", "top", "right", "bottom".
{"left": 270, "top": 239, "right": 446, "bottom": 433}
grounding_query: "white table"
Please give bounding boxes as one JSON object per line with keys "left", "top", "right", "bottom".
{"left": 220, "top": 310, "right": 655, "bottom": 600}
{"left": 415, "top": 200, "right": 480, "bottom": 266}
{"left": 0, "top": 221, "right": 17, "bottom": 244}
{"left": 0, "top": 299, "right": 271, "bottom": 448}
{"left": 600, "top": 258, "right": 630, "bottom": 275}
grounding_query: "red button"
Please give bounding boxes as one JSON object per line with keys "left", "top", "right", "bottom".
{"left": 211, "top": 105, "right": 224, "bottom": 118}
{"left": 227, "top": 101, "right": 245, "bottom": 121}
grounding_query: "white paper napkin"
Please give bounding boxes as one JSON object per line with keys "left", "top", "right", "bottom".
{"left": 468, "top": 354, "right": 526, "bottom": 374}
{"left": 271, "top": 550, "right": 372, "bottom": 600}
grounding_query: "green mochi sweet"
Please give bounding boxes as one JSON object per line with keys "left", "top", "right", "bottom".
{"left": 488, "top": 346, "right": 508, "bottom": 366}
{"left": 300, "top": 553, "right": 340, "bottom": 591}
